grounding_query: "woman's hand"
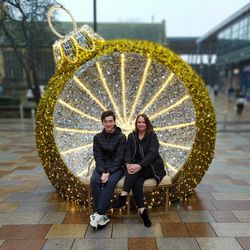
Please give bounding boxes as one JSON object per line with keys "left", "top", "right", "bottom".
{"left": 127, "top": 164, "right": 141, "bottom": 174}
{"left": 126, "top": 164, "right": 133, "bottom": 174}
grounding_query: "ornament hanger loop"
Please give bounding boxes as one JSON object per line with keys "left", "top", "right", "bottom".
{"left": 48, "top": 5, "right": 77, "bottom": 38}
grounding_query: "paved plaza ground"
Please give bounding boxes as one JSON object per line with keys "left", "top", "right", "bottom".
{"left": 0, "top": 93, "right": 250, "bottom": 249}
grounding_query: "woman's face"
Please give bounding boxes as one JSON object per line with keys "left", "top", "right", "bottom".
{"left": 136, "top": 116, "right": 147, "bottom": 132}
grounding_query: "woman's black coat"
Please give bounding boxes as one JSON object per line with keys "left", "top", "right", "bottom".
{"left": 125, "top": 131, "right": 166, "bottom": 184}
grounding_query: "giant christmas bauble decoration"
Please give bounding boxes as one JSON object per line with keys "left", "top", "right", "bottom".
{"left": 35, "top": 6, "right": 216, "bottom": 205}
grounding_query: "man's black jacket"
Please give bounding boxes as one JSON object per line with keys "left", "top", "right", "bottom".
{"left": 93, "top": 126, "right": 126, "bottom": 174}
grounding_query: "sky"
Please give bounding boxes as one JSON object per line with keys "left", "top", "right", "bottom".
{"left": 56, "top": 0, "right": 250, "bottom": 37}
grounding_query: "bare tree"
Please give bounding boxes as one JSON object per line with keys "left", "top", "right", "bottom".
{"left": 0, "top": 0, "right": 58, "bottom": 103}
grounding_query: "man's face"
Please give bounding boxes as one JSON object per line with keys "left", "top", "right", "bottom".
{"left": 102, "top": 116, "right": 115, "bottom": 133}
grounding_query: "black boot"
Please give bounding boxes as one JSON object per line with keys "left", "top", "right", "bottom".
{"left": 112, "top": 195, "right": 127, "bottom": 208}
{"left": 140, "top": 208, "right": 152, "bottom": 227}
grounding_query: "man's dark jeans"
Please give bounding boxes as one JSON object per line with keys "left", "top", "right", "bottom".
{"left": 90, "top": 168, "right": 124, "bottom": 214}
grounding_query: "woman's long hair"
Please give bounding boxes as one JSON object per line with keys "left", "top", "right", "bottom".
{"left": 134, "top": 114, "right": 153, "bottom": 133}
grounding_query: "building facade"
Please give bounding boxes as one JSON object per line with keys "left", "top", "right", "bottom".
{"left": 0, "top": 21, "right": 166, "bottom": 97}
{"left": 167, "top": 37, "right": 215, "bottom": 86}
{"left": 197, "top": 3, "right": 250, "bottom": 97}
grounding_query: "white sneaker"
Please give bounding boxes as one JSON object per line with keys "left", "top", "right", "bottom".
{"left": 89, "top": 212, "right": 103, "bottom": 230}
{"left": 98, "top": 214, "right": 110, "bottom": 226}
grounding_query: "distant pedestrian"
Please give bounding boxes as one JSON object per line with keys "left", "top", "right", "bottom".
{"left": 0, "top": 85, "right": 3, "bottom": 96}
{"left": 227, "top": 85, "right": 234, "bottom": 102}
{"left": 236, "top": 91, "right": 247, "bottom": 115}
{"left": 213, "top": 83, "right": 219, "bottom": 97}
{"left": 0, "top": 76, "right": 4, "bottom": 96}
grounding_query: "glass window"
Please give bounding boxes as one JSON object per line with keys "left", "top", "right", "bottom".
{"left": 239, "top": 18, "right": 246, "bottom": 29}
{"left": 232, "top": 22, "right": 239, "bottom": 33}
{"left": 242, "top": 17, "right": 248, "bottom": 26}
{"left": 3, "top": 50, "right": 24, "bottom": 80}
{"left": 225, "top": 27, "right": 232, "bottom": 39}
{"left": 36, "top": 50, "right": 54, "bottom": 81}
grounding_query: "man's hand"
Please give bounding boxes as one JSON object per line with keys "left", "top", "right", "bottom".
{"left": 101, "top": 172, "right": 110, "bottom": 184}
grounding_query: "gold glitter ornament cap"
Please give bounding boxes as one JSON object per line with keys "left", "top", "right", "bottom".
{"left": 47, "top": 5, "right": 104, "bottom": 69}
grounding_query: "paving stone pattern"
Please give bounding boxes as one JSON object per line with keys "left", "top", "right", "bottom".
{"left": 0, "top": 94, "right": 250, "bottom": 249}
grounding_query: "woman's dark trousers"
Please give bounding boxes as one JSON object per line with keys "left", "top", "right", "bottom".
{"left": 123, "top": 167, "right": 154, "bottom": 208}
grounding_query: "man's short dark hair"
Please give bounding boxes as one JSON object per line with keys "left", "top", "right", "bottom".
{"left": 101, "top": 111, "right": 116, "bottom": 122}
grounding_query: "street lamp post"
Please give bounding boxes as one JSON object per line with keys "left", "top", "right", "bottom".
{"left": 93, "top": 0, "right": 97, "bottom": 32}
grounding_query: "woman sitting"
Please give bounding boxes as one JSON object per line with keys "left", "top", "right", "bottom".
{"left": 112, "top": 114, "right": 166, "bottom": 227}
